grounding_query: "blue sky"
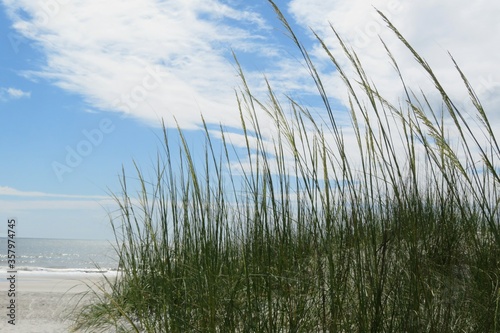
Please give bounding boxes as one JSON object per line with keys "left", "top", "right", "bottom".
{"left": 1, "top": 0, "right": 499, "bottom": 239}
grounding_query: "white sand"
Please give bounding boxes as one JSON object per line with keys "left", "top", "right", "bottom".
{"left": 0, "top": 271, "right": 114, "bottom": 333}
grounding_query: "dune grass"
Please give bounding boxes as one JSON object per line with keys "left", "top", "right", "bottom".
{"left": 73, "top": 3, "right": 500, "bottom": 332}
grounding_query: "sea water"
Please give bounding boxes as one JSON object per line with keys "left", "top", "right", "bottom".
{"left": 0, "top": 238, "right": 119, "bottom": 273}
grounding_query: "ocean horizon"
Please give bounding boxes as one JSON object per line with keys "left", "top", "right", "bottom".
{"left": 0, "top": 237, "right": 119, "bottom": 273}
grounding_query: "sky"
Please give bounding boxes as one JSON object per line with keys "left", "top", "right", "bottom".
{"left": 0, "top": 0, "right": 499, "bottom": 239}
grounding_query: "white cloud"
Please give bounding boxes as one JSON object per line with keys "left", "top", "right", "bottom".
{"left": 2, "top": 0, "right": 498, "bottom": 125}
{"left": 287, "top": 0, "right": 500, "bottom": 114}
{"left": 2, "top": 0, "right": 499, "bottom": 174}
{"left": 0, "top": 187, "right": 117, "bottom": 242}
{"left": 280, "top": 0, "right": 500, "bottom": 172}
{"left": 0, "top": 87, "right": 31, "bottom": 101}
{"left": 0, "top": 198, "right": 114, "bottom": 210}
{"left": 0, "top": 186, "right": 109, "bottom": 199}
{"left": 2, "top": 0, "right": 273, "bottom": 129}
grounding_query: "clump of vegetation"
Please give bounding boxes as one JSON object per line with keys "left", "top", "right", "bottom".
{"left": 73, "top": 3, "right": 500, "bottom": 332}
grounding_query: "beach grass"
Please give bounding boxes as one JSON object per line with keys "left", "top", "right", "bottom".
{"left": 72, "top": 3, "right": 500, "bottom": 332}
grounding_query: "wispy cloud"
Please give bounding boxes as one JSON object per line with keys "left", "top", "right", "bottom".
{"left": 3, "top": 1, "right": 498, "bottom": 126}
{"left": 0, "top": 186, "right": 117, "bottom": 218}
{"left": 2, "top": 0, "right": 278, "bottom": 129}
{"left": 0, "top": 199, "right": 114, "bottom": 210}
{"left": 2, "top": 0, "right": 498, "bottom": 166}
{"left": 0, "top": 87, "right": 31, "bottom": 101}
{"left": 0, "top": 186, "right": 109, "bottom": 200}
{"left": 287, "top": 0, "right": 500, "bottom": 113}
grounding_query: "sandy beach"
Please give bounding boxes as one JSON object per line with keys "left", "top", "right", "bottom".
{"left": 0, "top": 271, "right": 113, "bottom": 333}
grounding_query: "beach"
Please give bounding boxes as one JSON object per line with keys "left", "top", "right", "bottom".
{"left": 0, "top": 271, "right": 112, "bottom": 333}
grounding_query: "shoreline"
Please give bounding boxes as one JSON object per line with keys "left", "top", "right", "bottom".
{"left": 0, "top": 271, "right": 114, "bottom": 332}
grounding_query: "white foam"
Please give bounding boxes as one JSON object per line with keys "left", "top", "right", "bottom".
{"left": 0, "top": 266, "right": 120, "bottom": 276}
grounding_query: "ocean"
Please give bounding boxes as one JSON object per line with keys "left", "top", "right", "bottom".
{"left": 0, "top": 238, "right": 119, "bottom": 273}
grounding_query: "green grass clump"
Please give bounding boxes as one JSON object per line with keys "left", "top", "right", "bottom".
{"left": 73, "top": 3, "right": 500, "bottom": 332}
